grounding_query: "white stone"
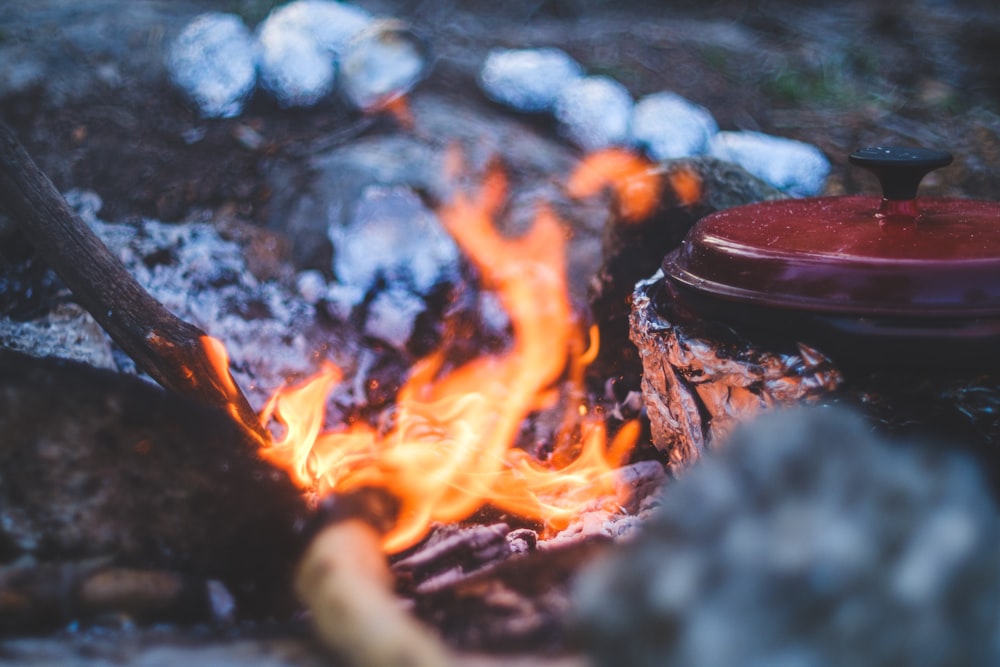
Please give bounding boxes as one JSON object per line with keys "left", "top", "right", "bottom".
{"left": 339, "top": 20, "right": 428, "bottom": 110}
{"left": 707, "top": 131, "right": 830, "bottom": 197}
{"left": 256, "top": 0, "right": 372, "bottom": 108}
{"left": 478, "top": 47, "right": 584, "bottom": 113}
{"left": 166, "top": 13, "right": 258, "bottom": 118}
{"left": 554, "top": 76, "right": 633, "bottom": 151}
{"left": 629, "top": 91, "right": 718, "bottom": 160}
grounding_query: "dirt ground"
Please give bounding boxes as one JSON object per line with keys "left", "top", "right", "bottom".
{"left": 1, "top": 0, "right": 998, "bottom": 231}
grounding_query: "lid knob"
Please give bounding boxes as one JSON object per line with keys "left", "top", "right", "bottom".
{"left": 848, "top": 146, "right": 953, "bottom": 201}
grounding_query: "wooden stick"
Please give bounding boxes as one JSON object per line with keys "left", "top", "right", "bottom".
{"left": 0, "top": 120, "right": 268, "bottom": 446}
{"left": 296, "top": 519, "right": 453, "bottom": 667}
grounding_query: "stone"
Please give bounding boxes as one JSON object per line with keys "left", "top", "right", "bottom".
{"left": 256, "top": 0, "right": 372, "bottom": 108}
{"left": 575, "top": 407, "right": 1000, "bottom": 667}
{"left": 707, "top": 130, "right": 830, "bottom": 197}
{"left": 338, "top": 20, "right": 429, "bottom": 110}
{"left": 554, "top": 76, "right": 634, "bottom": 151}
{"left": 478, "top": 47, "right": 584, "bottom": 113}
{"left": 628, "top": 91, "right": 718, "bottom": 160}
{"left": 165, "top": 13, "right": 257, "bottom": 118}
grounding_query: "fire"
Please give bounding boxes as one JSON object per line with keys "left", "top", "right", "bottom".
{"left": 260, "top": 165, "right": 639, "bottom": 553}
{"left": 566, "top": 148, "right": 662, "bottom": 222}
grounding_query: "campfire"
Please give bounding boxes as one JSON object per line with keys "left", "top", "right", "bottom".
{"left": 3, "top": 1, "right": 1000, "bottom": 664}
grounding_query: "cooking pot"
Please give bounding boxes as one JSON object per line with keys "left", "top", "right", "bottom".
{"left": 660, "top": 147, "right": 1000, "bottom": 369}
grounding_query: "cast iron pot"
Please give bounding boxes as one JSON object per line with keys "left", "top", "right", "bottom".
{"left": 661, "top": 147, "right": 1000, "bottom": 369}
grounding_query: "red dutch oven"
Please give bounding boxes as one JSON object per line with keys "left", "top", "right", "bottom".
{"left": 661, "top": 147, "right": 1000, "bottom": 369}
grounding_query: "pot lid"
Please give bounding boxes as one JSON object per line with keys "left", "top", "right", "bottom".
{"left": 663, "top": 147, "right": 1000, "bottom": 317}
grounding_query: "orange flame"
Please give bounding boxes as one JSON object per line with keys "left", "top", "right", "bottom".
{"left": 566, "top": 148, "right": 662, "bottom": 222}
{"left": 260, "top": 166, "right": 639, "bottom": 553}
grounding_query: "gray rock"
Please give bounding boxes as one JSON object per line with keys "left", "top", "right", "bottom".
{"left": 575, "top": 407, "right": 1000, "bottom": 667}
{"left": 330, "top": 185, "right": 459, "bottom": 297}
{"left": 165, "top": 13, "right": 257, "bottom": 118}
{"left": 708, "top": 131, "right": 830, "bottom": 197}
{"left": 478, "top": 47, "right": 584, "bottom": 113}
{"left": 629, "top": 91, "right": 718, "bottom": 160}
{"left": 338, "top": 20, "right": 430, "bottom": 110}
{"left": 554, "top": 76, "right": 634, "bottom": 151}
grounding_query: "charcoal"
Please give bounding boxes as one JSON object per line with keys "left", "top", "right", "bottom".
{"left": 629, "top": 92, "right": 718, "bottom": 160}
{"left": 165, "top": 13, "right": 257, "bottom": 118}
{"left": 478, "top": 47, "right": 584, "bottom": 113}
{"left": 338, "top": 20, "right": 429, "bottom": 111}
{"left": 554, "top": 76, "right": 633, "bottom": 151}
{"left": 575, "top": 407, "right": 1000, "bottom": 667}
{"left": 707, "top": 130, "right": 831, "bottom": 196}
{"left": 0, "top": 350, "right": 308, "bottom": 618}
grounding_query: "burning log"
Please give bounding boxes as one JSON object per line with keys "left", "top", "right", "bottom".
{"left": 296, "top": 488, "right": 453, "bottom": 667}
{"left": 0, "top": 120, "right": 267, "bottom": 445}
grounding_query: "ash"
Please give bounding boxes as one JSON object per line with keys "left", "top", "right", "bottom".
{"left": 575, "top": 407, "right": 1000, "bottom": 667}
{"left": 63, "top": 190, "right": 329, "bottom": 407}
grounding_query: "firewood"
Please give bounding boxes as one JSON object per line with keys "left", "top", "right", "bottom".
{"left": 296, "top": 518, "right": 454, "bottom": 667}
{"left": 0, "top": 120, "right": 268, "bottom": 446}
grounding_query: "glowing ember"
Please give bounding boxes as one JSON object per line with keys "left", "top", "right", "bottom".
{"left": 566, "top": 148, "right": 662, "bottom": 222}
{"left": 260, "top": 165, "right": 639, "bottom": 553}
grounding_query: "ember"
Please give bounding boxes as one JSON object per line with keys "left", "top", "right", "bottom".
{"left": 260, "top": 165, "right": 639, "bottom": 553}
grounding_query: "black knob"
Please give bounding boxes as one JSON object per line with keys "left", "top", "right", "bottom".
{"left": 848, "top": 146, "right": 953, "bottom": 201}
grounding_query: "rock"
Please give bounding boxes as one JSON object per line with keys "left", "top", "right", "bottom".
{"left": 554, "top": 76, "right": 634, "bottom": 151}
{"left": 575, "top": 407, "right": 1000, "bottom": 667}
{"left": 629, "top": 92, "right": 718, "bottom": 160}
{"left": 260, "top": 0, "right": 371, "bottom": 56}
{"left": 707, "top": 130, "right": 830, "bottom": 197}
{"left": 255, "top": 0, "right": 372, "bottom": 108}
{"left": 254, "top": 1, "right": 364, "bottom": 108}
{"left": 165, "top": 13, "right": 258, "bottom": 118}
{"left": 478, "top": 47, "right": 584, "bottom": 113}
{"left": 339, "top": 20, "right": 430, "bottom": 110}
